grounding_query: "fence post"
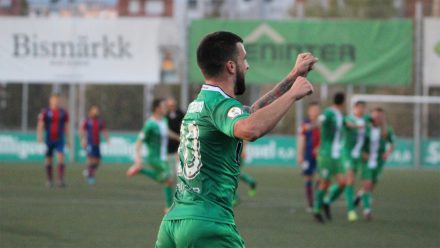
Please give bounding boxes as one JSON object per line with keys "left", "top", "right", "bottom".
{"left": 414, "top": 0, "right": 423, "bottom": 169}
{"left": 21, "top": 83, "right": 29, "bottom": 132}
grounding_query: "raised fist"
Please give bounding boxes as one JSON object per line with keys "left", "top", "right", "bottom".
{"left": 293, "top": 53, "right": 318, "bottom": 76}
{"left": 290, "top": 76, "right": 314, "bottom": 100}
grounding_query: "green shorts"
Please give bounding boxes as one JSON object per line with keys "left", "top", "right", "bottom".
{"left": 147, "top": 158, "right": 171, "bottom": 182}
{"left": 155, "top": 219, "right": 245, "bottom": 248}
{"left": 361, "top": 161, "right": 384, "bottom": 184}
{"left": 343, "top": 156, "right": 363, "bottom": 174}
{"left": 317, "top": 156, "right": 344, "bottom": 180}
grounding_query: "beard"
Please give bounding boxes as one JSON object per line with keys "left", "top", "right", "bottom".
{"left": 234, "top": 67, "right": 246, "bottom": 96}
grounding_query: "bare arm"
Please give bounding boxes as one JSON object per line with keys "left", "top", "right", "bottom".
{"left": 103, "top": 129, "right": 110, "bottom": 143}
{"left": 168, "top": 129, "right": 180, "bottom": 142}
{"left": 234, "top": 77, "right": 313, "bottom": 141}
{"left": 64, "top": 121, "right": 70, "bottom": 147}
{"left": 248, "top": 53, "right": 317, "bottom": 113}
{"left": 37, "top": 120, "right": 44, "bottom": 143}
{"left": 383, "top": 143, "right": 395, "bottom": 160}
{"left": 79, "top": 125, "right": 86, "bottom": 148}
{"left": 297, "top": 134, "right": 305, "bottom": 164}
{"left": 135, "top": 139, "right": 143, "bottom": 164}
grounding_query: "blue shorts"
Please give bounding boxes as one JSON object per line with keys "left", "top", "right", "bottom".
{"left": 45, "top": 141, "right": 65, "bottom": 157}
{"left": 86, "top": 144, "right": 101, "bottom": 158}
{"left": 301, "top": 159, "right": 317, "bottom": 176}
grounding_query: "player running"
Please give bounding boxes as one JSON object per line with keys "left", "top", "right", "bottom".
{"left": 313, "top": 92, "right": 346, "bottom": 223}
{"left": 155, "top": 31, "right": 316, "bottom": 247}
{"left": 79, "top": 105, "right": 109, "bottom": 185}
{"left": 297, "top": 102, "right": 320, "bottom": 212}
{"left": 37, "top": 94, "right": 70, "bottom": 188}
{"left": 127, "top": 99, "right": 180, "bottom": 213}
{"left": 358, "top": 107, "right": 395, "bottom": 220}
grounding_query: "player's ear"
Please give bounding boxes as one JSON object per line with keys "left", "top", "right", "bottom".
{"left": 226, "top": 61, "right": 235, "bottom": 75}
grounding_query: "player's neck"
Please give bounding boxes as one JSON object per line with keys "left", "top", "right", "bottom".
{"left": 204, "top": 77, "right": 235, "bottom": 98}
{"left": 332, "top": 105, "right": 343, "bottom": 111}
{"left": 152, "top": 113, "right": 163, "bottom": 120}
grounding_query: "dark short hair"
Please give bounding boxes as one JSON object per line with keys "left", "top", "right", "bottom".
{"left": 196, "top": 31, "right": 243, "bottom": 78}
{"left": 354, "top": 101, "right": 366, "bottom": 106}
{"left": 334, "top": 92, "right": 345, "bottom": 105}
{"left": 373, "top": 106, "right": 384, "bottom": 113}
{"left": 308, "top": 101, "right": 320, "bottom": 108}
{"left": 152, "top": 98, "right": 164, "bottom": 112}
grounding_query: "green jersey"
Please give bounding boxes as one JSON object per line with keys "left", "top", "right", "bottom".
{"left": 319, "top": 107, "right": 344, "bottom": 159}
{"left": 164, "top": 84, "right": 250, "bottom": 224}
{"left": 363, "top": 124, "right": 395, "bottom": 169}
{"left": 138, "top": 117, "right": 169, "bottom": 162}
{"left": 343, "top": 115, "right": 369, "bottom": 159}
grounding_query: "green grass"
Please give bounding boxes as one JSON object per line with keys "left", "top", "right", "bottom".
{"left": 1, "top": 164, "right": 439, "bottom": 248}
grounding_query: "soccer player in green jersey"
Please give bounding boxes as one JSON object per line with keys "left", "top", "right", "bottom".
{"left": 127, "top": 99, "right": 180, "bottom": 213}
{"left": 341, "top": 101, "right": 368, "bottom": 221}
{"left": 313, "top": 92, "right": 346, "bottom": 223}
{"left": 155, "top": 31, "right": 317, "bottom": 247}
{"left": 359, "top": 107, "right": 395, "bottom": 220}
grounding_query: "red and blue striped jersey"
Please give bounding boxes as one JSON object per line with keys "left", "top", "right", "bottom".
{"left": 299, "top": 118, "right": 320, "bottom": 161}
{"left": 39, "top": 108, "right": 69, "bottom": 142}
{"left": 81, "top": 117, "right": 106, "bottom": 145}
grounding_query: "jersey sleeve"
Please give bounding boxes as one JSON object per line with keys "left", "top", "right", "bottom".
{"left": 81, "top": 119, "right": 87, "bottom": 130}
{"left": 298, "top": 123, "right": 306, "bottom": 136}
{"left": 38, "top": 109, "right": 46, "bottom": 122}
{"left": 344, "top": 115, "right": 355, "bottom": 128}
{"left": 138, "top": 121, "right": 151, "bottom": 142}
{"left": 64, "top": 111, "right": 69, "bottom": 123}
{"left": 387, "top": 127, "right": 395, "bottom": 144}
{"left": 319, "top": 109, "right": 333, "bottom": 129}
{"left": 211, "top": 98, "right": 250, "bottom": 138}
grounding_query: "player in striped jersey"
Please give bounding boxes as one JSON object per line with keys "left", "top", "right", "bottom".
{"left": 37, "top": 94, "right": 70, "bottom": 187}
{"left": 80, "top": 105, "right": 109, "bottom": 185}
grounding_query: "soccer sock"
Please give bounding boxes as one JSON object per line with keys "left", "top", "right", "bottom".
{"left": 362, "top": 191, "right": 372, "bottom": 210}
{"left": 305, "top": 181, "right": 314, "bottom": 208}
{"left": 239, "top": 173, "right": 256, "bottom": 188}
{"left": 324, "top": 184, "right": 343, "bottom": 205}
{"left": 57, "top": 163, "right": 65, "bottom": 182}
{"left": 313, "top": 189, "right": 326, "bottom": 213}
{"left": 45, "top": 163, "right": 53, "bottom": 182}
{"left": 139, "top": 168, "right": 159, "bottom": 181}
{"left": 345, "top": 185, "right": 355, "bottom": 211}
{"left": 163, "top": 186, "right": 173, "bottom": 208}
{"left": 88, "top": 163, "right": 98, "bottom": 177}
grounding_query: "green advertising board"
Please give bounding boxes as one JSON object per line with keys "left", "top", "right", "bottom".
{"left": 0, "top": 131, "right": 71, "bottom": 161}
{"left": 0, "top": 132, "right": 438, "bottom": 168}
{"left": 189, "top": 20, "right": 413, "bottom": 85}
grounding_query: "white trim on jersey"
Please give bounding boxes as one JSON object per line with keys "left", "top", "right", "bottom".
{"left": 201, "top": 84, "right": 231, "bottom": 99}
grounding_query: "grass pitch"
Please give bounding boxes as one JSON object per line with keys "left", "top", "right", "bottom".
{"left": 1, "top": 164, "right": 439, "bottom": 248}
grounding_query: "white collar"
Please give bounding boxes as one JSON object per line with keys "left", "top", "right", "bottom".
{"left": 201, "top": 84, "right": 231, "bottom": 98}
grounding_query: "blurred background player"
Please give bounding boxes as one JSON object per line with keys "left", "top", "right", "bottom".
{"left": 313, "top": 92, "right": 346, "bottom": 223}
{"left": 297, "top": 102, "right": 321, "bottom": 212}
{"left": 127, "top": 98, "right": 179, "bottom": 213}
{"left": 37, "top": 94, "right": 70, "bottom": 188}
{"left": 80, "top": 105, "right": 109, "bottom": 185}
{"left": 165, "top": 96, "right": 185, "bottom": 177}
{"left": 340, "top": 101, "right": 368, "bottom": 222}
{"left": 358, "top": 107, "right": 395, "bottom": 220}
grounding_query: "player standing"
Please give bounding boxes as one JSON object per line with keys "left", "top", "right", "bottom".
{"left": 313, "top": 92, "right": 346, "bottom": 223}
{"left": 127, "top": 99, "right": 179, "bottom": 213}
{"left": 155, "top": 31, "right": 316, "bottom": 247}
{"left": 79, "top": 105, "right": 109, "bottom": 185}
{"left": 296, "top": 102, "right": 320, "bottom": 212}
{"left": 166, "top": 96, "right": 185, "bottom": 177}
{"left": 37, "top": 94, "right": 70, "bottom": 188}
{"left": 359, "top": 107, "right": 395, "bottom": 220}
{"left": 340, "top": 101, "right": 368, "bottom": 221}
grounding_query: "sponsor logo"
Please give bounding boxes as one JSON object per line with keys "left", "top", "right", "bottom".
{"left": 227, "top": 107, "right": 243, "bottom": 119}
{"left": 244, "top": 23, "right": 355, "bottom": 83}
